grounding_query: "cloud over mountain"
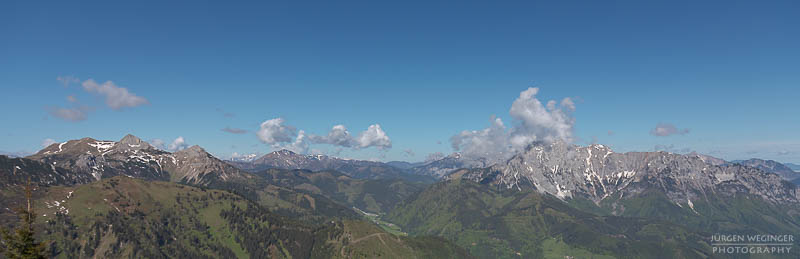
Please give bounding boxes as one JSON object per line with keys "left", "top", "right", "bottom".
{"left": 168, "top": 136, "right": 189, "bottom": 151}
{"left": 149, "top": 137, "right": 189, "bottom": 151}
{"left": 450, "top": 87, "right": 576, "bottom": 162}
{"left": 305, "top": 124, "right": 393, "bottom": 150}
{"left": 256, "top": 118, "right": 392, "bottom": 154}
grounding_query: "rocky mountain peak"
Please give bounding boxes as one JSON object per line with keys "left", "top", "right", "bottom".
{"left": 117, "top": 134, "right": 151, "bottom": 150}
{"left": 174, "top": 145, "right": 207, "bottom": 157}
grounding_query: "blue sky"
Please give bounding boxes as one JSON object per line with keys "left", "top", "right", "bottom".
{"left": 1, "top": 0, "right": 798, "bottom": 163}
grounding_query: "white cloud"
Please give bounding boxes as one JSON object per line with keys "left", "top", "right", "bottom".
{"left": 257, "top": 118, "right": 296, "bottom": 144}
{"left": 149, "top": 137, "right": 188, "bottom": 151}
{"left": 650, "top": 123, "right": 690, "bottom": 136}
{"left": 57, "top": 75, "right": 79, "bottom": 87}
{"left": 256, "top": 118, "right": 391, "bottom": 154}
{"left": 66, "top": 95, "right": 77, "bottom": 103}
{"left": 450, "top": 87, "right": 576, "bottom": 162}
{"left": 356, "top": 124, "right": 392, "bottom": 150}
{"left": 309, "top": 125, "right": 355, "bottom": 147}
{"left": 508, "top": 87, "right": 575, "bottom": 145}
{"left": 168, "top": 136, "right": 189, "bottom": 151}
{"left": 310, "top": 124, "right": 392, "bottom": 150}
{"left": 283, "top": 130, "right": 309, "bottom": 153}
{"left": 450, "top": 116, "right": 511, "bottom": 160}
{"left": 82, "top": 79, "right": 149, "bottom": 110}
{"left": 255, "top": 118, "right": 309, "bottom": 153}
{"left": 403, "top": 149, "right": 415, "bottom": 157}
{"left": 41, "top": 138, "right": 57, "bottom": 148}
{"left": 168, "top": 137, "right": 189, "bottom": 151}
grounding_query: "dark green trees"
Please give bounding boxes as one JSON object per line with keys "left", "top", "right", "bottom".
{"left": 0, "top": 177, "right": 47, "bottom": 259}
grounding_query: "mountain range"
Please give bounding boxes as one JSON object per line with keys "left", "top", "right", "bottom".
{"left": 227, "top": 149, "right": 435, "bottom": 183}
{"left": 3, "top": 134, "right": 800, "bottom": 258}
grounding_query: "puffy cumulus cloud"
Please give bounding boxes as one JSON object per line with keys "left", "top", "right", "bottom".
{"left": 650, "top": 123, "right": 689, "bottom": 137}
{"left": 57, "top": 75, "right": 79, "bottom": 87}
{"left": 508, "top": 88, "right": 575, "bottom": 145}
{"left": 450, "top": 87, "right": 576, "bottom": 162}
{"left": 284, "top": 130, "right": 309, "bottom": 153}
{"left": 309, "top": 124, "right": 392, "bottom": 150}
{"left": 451, "top": 116, "right": 512, "bottom": 160}
{"left": 257, "top": 118, "right": 296, "bottom": 144}
{"left": 221, "top": 127, "right": 247, "bottom": 134}
{"left": 356, "top": 124, "right": 392, "bottom": 150}
{"left": 256, "top": 118, "right": 391, "bottom": 154}
{"left": 48, "top": 106, "right": 90, "bottom": 122}
{"left": 309, "top": 125, "right": 355, "bottom": 147}
{"left": 255, "top": 118, "right": 309, "bottom": 153}
{"left": 168, "top": 136, "right": 189, "bottom": 151}
{"left": 41, "top": 138, "right": 57, "bottom": 148}
{"left": 82, "top": 79, "right": 149, "bottom": 110}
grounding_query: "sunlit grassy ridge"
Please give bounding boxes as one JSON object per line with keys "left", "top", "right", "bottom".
{"left": 386, "top": 179, "right": 714, "bottom": 259}
{"left": 25, "top": 176, "right": 468, "bottom": 258}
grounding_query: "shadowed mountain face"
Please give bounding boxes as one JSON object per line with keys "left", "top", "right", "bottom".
{"left": 0, "top": 155, "right": 94, "bottom": 187}
{"left": 228, "top": 149, "right": 435, "bottom": 182}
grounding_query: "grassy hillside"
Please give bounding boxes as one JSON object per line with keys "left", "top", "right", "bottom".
{"left": 386, "top": 179, "right": 715, "bottom": 259}
{"left": 568, "top": 184, "right": 800, "bottom": 236}
{"left": 258, "top": 168, "right": 427, "bottom": 214}
{"left": 7, "top": 176, "right": 467, "bottom": 258}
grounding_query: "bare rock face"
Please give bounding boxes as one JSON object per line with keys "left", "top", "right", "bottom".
{"left": 457, "top": 141, "right": 800, "bottom": 204}
{"left": 169, "top": 145, "right": 250, "bottom": 184}
{"left": 26, "top": 135, "right": 247, "bottom": 185}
